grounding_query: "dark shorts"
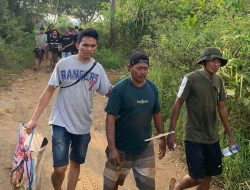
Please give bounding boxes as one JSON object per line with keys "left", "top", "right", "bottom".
{"left": 34, "top": 48, "right": 44, "bottom": 59}
{"left": 185, "top": 141, "right": 222, "bottom": 179}
{"left": 51, "top": 125, "right": 91, "bottom": 167}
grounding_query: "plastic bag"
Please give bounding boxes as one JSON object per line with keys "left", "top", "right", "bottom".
{"left": 10, "top": 122, "right": 48, "bottom": 190}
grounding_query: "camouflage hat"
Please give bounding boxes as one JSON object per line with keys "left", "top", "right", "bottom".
{"left": 197, "top": 47, "right": 228, "bottom": 67}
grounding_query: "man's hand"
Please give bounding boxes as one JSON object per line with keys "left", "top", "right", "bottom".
{"left": 158, "top": 138, "right": 166, "bottom": 159}
{"left": 25, "top": 120, "right": 38, "bottom": 134}
{"left": 167, "top": 133, "right": 176, "bottom": 151}
{"left": 108, "top": 147, "right": 120, "bottom": 167}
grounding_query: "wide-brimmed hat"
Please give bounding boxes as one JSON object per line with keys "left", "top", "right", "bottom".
{"left": 197, "top": 47, "right": 228, "bottom": 67}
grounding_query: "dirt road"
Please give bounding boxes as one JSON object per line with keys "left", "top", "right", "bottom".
{"left": 0, "top": 64, "right": 222, "bottom": 190}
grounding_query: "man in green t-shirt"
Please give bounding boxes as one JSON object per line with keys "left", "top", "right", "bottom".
{"left": 103, "top": 52, "right": 166, "bottom": 190}
{"left": 167, "top": 47, "right": 236, "bottom": 190}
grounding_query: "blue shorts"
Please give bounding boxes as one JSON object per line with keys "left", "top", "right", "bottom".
{"left": 185, "top": 141, "right": 222, "bottom": 179}
{"left": 51, "top": 125, "right": 91, "bottom": 167}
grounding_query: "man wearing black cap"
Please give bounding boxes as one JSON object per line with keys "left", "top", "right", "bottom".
{"left": 103, "top": 52, "right": 166, "bottom": 190}
{"left": 167, "top": 47, "right": 236, "bottom": 190}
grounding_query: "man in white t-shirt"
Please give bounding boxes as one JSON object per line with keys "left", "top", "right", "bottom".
{"left": 26, "top": 28, "right": 112, "bottom": 190}
{"left": 34, "top": 27, "right": 47, "bottom": 70}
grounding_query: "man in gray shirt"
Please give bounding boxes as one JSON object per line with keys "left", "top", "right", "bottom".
{"left": 26, "top": 28, "right": 111, "bottom": 190}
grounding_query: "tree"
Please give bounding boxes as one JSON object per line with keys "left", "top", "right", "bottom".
{"left": 110, "top": 0, "right": 115, "bottom": 51}
{"left": 54, "top": 0, "right": 109, "bottom": 24}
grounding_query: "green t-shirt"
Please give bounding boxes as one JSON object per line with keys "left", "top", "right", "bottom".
{"left": 177, "top": 69, "right": 226, "bottom": 144}
{"left": 105, "top": 77, "right": 160, "bottom": 154}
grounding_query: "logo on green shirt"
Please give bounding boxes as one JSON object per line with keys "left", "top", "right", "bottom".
{"left": 137, "top": 99, "right": 149, "bottom": 104}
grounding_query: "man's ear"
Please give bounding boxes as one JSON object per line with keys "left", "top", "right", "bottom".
{"left": 128, "top": 64, "right": 132, "bottom": 72}
{"left": 76, "top": 43, "right": 79, "bottom": 50}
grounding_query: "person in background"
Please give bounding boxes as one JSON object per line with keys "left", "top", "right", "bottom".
{"left": 34, "top": 27, "right": 47, "bottom": 70}
{"left": 72, "top": 28, "right": 83, "bottom": 55}
{"left": 68, "top": 27, "right": 76, "bottom": 35}
{"left": 74, "top": 26, "right": 79, "bottom": 33}
{"left": 26, "top": 28, "right": 112, "bottom": 190}
{"left": 167, "top": 47, "right": 236, "bottom": 190}
{"left": 47, "top": 29, "right": 61, "bottom": 72}
{"left": 103, "top": 52, "right": 166, "bottom": 190}
{"left": 61, "top": 27, "right": 74, "bottom": 58}
{"left": 45, "top": 24, "right": 55, "bottom": 38}
{"left": 44, "top": 24, "right": 56, "bottom": 60}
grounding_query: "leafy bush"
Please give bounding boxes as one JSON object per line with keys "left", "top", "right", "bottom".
{"left": 94, "top": 48, "right": 127, "bottom": 69}
{"left": 0, "top": 34, "right": 34, "bottom": 87}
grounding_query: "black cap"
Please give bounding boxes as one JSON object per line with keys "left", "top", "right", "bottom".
{"left": 130, "top": 52, "right": 149, "bottom": 66}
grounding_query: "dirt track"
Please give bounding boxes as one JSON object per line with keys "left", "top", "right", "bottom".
{"left": 0, "top": 63, "right": 222, "bottom": 190}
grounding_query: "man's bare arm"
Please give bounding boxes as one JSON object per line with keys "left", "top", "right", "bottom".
{"left": 26, "top": 85, "right": 56, "bottom": 129}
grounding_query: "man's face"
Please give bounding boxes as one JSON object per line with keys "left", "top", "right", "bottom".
{"left": 40, "top": 29, "right": 45, "bottom": 34}
{"left": 129, "top": 63, "right": 149, "bottom": 83}
{"left": 64, "top": 28, "right": 70, "bottom": 35}
{"left": 77, "top": 37, "right": 97, "bottom": 60}
{"left": 52, "top": 31, "right": 58, "bottom": 37}
{"left": 204, "top": 58, "right": 221, "bottom": 74}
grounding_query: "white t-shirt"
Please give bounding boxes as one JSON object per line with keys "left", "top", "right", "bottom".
{"left": 48, "top": 55, "right": 111, "bottom": 134}
{"left": 35, "top": 33, "right": 47, "bottom": 49}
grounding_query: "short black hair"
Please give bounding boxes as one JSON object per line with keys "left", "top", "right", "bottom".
{"left": 77, "top": 28, "right": 99, "bottom": 43}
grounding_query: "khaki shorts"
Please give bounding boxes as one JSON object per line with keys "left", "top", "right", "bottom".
{"left": 103, "top": 142, "right": 155, "bottom": 190}
{"left": 48, "top": 51, "right": 59, "bottom": 64}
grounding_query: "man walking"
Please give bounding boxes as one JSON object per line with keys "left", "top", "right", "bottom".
{"left": 167, "top": 47, "right": 236, "bottom": 190}
{"left": 103, "top": 52, "right": 166, "bottom": 190}
{"left": 60, "top": 27, "right": 74, "bottom": 58}
{"left": 34, "top": 27, "right": 47, "bottom": 70}
{"left": 26, "top": 28, "right": 112, "bottom": 190}
{"left": 47, "top": 29, "right": 61, "bottom": 72}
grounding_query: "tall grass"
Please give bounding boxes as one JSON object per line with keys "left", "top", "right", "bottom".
{"left": 147, "top": 62, "right": 186, "bottom": 143}
{"left": 219, "top": 125, "right": 250, "bottom": 189}
{"left": 94, "top": 48, "right": 127, "bottom": 70}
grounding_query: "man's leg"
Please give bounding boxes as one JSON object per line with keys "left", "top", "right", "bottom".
{"left": 52, "top": 53, "right": 59, "bottom": 68}
{"left": 103, "top": 151, "right": 132, "bottom": 190}
{"left": 68, "top": 133, "right": 91, "bottom": 190}
{"left": 196, "top": 142, "right": 222, "bottom": 190}
{"left": 174, "top": 141, "right": 205, "bottom": 189}
{"left": 47, "top": 51, "right": 53, "bottom": 72}
{"left": 133, "top": 142, "right": 155, "bottom": 190}
{"left": 196, "top": 177, "right": 211, "bottom": 190}
{"left": 174, "top": 175, "right": 203, "bottom": 190}
{"left": 34, "top": 58, "right": 40, "bottom": 70}
{"left": 51, "top": 165, "right": 68, "bottom": 190}
{"left": 51, "top": 125, "right": 71, "bottom": 190}
{"left": 173, "top": 175, "right": 211, "bottom": 190}
{"left": 67, "top": 160, "right": 80, "bottom": 190}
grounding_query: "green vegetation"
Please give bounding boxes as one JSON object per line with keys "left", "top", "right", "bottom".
{"left": 0, "top": 0, "right": 249, "bottom": 189}
{"left": 0, "top": 0, "right": 34, "bottom": 86}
